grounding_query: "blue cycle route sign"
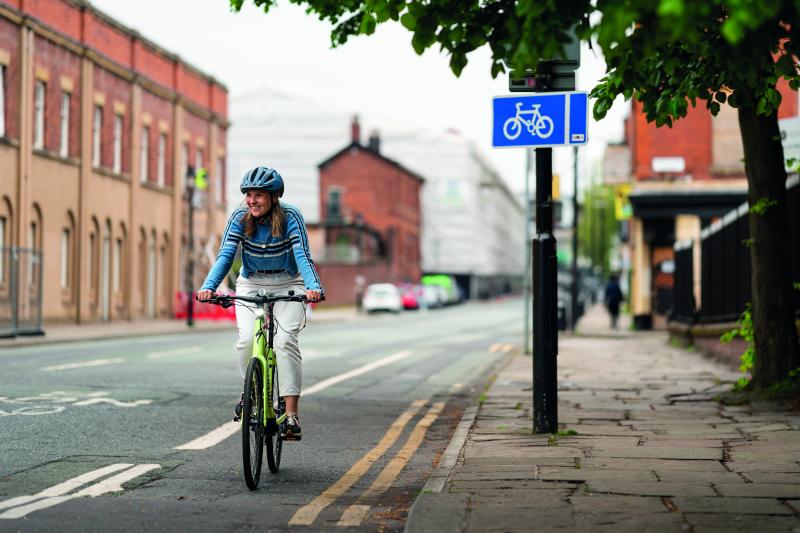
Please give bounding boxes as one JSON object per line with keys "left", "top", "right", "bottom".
{"left": 492, "top": 92, "right": 589, "bottom": 148}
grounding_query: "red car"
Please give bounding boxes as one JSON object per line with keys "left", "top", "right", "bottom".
{"left": 396, "top": 284, "right": 420, "bottom": 310}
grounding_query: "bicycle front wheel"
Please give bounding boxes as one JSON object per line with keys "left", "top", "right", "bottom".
{"left": 242, "top": 358, "right": 264, "bottom": 490}
{"left": 266, "top": 364, "right": 283, "bottom": 473}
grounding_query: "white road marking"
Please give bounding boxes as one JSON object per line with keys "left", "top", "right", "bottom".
{"left": 302, "top": 350, "right": 413, "bottom": 395}
{"left": 0, "top": 464, "right": 159, "bottom": 519}
{"left": 0, "top": 463, "right": 133, "bottom": 514}
{"left": 175, "top": 350, "right": 415, "bottom": 450}
{"left": 174, "top": 421, "right": 239, "bottom": 451}
{"left": 72, "top": 398, "right": 153, "bottom": 407}
{"left": 147, "top": 347, "right": 201, "bottom": 359}
{"left": 42, "top": 358, "right": 125, "bottom": 372}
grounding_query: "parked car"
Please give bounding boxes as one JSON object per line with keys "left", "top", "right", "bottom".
{"left": 419, "top": 284, "right": 445, "bottom": 309}
{"left": 396, "top": 284, "right": 420, "bottom": 310}
{"left": 362, "top": 283, "right": 403, "bottom": 314}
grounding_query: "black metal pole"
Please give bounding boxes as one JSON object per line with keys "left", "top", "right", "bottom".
{"left": 571, "top": 147, "right": 580, "bottom": 329}
{"left": 532, "top": 147, "right": 558, "bottom": 434}
{"left": 186, "top": 167, "right": 195, "bottom": 328}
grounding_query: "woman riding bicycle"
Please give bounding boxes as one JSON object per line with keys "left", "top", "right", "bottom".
{"left": 197, "top": 166, "right": 322, "bottom": 440}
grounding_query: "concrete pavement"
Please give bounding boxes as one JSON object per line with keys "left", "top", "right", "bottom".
{"left": 406, "top": 304, "right": 800, "bottom": 532}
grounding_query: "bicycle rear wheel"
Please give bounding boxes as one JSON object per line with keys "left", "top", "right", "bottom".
{"left": 266, "top": 364, "right": 283, "bottom": 473}
{"left": 242, "top": 358, "right": 264, "bottom": 490}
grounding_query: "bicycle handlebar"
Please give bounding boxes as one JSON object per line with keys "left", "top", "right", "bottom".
{"left": 197, "top": 291, "right": 323, "bottom": 308}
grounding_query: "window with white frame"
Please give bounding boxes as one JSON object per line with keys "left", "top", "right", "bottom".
{"left": 195, "top": 147, "right": 204, "bottom": 175}
{"left": 92, "top": 105, "right": 102, "bottom": 167}
{"left": 60, "top": 228, "right": 70, "bottom": 288}
{"left": 140, "top": 126, "right": 150, "bottom": 183}
{"left": 88, "top": 232, "right": 95, "bottom": 289}
{"left": 0, "top": 66, "right": 6, "bottom": 138}
{"left": 34, "top": 81, "right": 45, "bottom": 149}
{"left": 157, "top": 133, "right": 166, "bottom": 186}
{"left": 181, "top": 143, "right": 189, "bottom": 189}
{"left": 0, "top": 216, "right": 5, "bottom": 284}
{"left": 112, "top": 115, "right": 123, "bottom": 173}
{"left": 215, "top": 156, "right": 224, "bottom": 204}
{"left": 113, "top": 237, "right": 122, "bottom": 291}
{"left": 59, "top": 91, "right": 70, "bottom": 157}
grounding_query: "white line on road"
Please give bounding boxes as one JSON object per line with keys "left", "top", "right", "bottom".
{"left": 147, "top": 347, "right": 201, "bottom": 359}
{"left": 302, "top": 350, "right": 413, "bottom": 395}
{"left": 175, "top": 350, "right": 415, "bottom": 450}
{"left": 72, "top": 398, "right": 154, "bottom": 407}
{"left": 0, "top": 464, "right": 160, "bottom": 519}
{"left": 0, "top": 463, "right": 133, "bottom": 516}
{"left": 42, "top": 358, "right": 126, "bottom": 372}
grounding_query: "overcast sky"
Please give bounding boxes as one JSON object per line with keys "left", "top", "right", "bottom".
{"left": 91, "top": 0, "right": 627, "bottom": 195}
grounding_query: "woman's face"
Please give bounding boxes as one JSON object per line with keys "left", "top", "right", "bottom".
{"left": 245, "top": 190, "right": 274, "bottom": 218}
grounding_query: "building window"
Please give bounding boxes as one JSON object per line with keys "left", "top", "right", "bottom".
{"left": 0, "top": 66, "right": 6, "bottom": 138}
{"left": 328, "top": 189, "right": 342, "bottom": 220}
{"left": 0, "top": 216, "right": 5, "bottom": 284}
{"left": 215, "top": 156, "right": 224, "bottom": 204}
{"left": 157, "top": 133, "right": 166, "bottom": 186}
{"left": 34, "top": 81, "right": 45, "bottom": 149}
{"left": 113, "top": 115, "right": 123, "bottom": 173}
{"left": 92, "top": 105, "right": 102, "bottom": 167}
{"left": 195, "top": 147, "right": 204, "bottom": 174}
{"left": 140, "top": 126, "right": 150, "bottom": 183}
{"left": 60, "top": 228, "right": 70, "bottom": 288}
{"left": 59, "top": 91, "right": 70, "bottom": 157}
{"left": 28, "top": 220, "right": 37, "bottom": 283}
{"left": 181, "top": 143, "right": 189, "bottom": 189}
{"left": 88, "top": 232, "right": 95, "bottom": 289}
{"left": 113, "top": 237, "right": 122, "bottom": 291}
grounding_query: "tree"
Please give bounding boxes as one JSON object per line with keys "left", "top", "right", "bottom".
{"left": 577, "top": 185, "right": 616, "bottom": 275}
{"left": 231, "top": 0, "right": 800, "bottom": 388}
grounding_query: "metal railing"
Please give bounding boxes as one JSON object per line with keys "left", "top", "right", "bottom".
{"left": 672, "top": 175, "right": 799, "bottom": 325}
{"left": 0, "top": 246, "right": 44, "bottom": 337}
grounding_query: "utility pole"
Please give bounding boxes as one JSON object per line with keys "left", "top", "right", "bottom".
{"left": 571, "top": 147, "right": 580, "bottom": 330}
{"left": 532, "top": 147, "right": 558, "bottom": 433}
{"left": 185, "top": 165, "right": 195, "bottom": 328}
{"left": 523, "top": 148, "right": 533, "bottom": 354}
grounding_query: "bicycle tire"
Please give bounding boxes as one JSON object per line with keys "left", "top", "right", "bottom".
{"left": 266, "top": 363, "right": 283, "bottom": 473}
{"left": 242, "top": 358, "right": 264, "bottom": 490}
{"left": 503, "top": 117, "right": 522, "bottom": 140}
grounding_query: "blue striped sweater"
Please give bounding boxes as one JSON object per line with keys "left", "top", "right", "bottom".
{"left": 200, "top": 203, "right": 322, "bottom": 292}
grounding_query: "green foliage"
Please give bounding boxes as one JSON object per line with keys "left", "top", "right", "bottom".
{"left": 556, "top": 429, "right": 578, "bottom": 436}
{"left": 230, "top": 0, "right": 800, "bottom": 124}
{"left": 547, "top": 434, "right": 559, "bottom": 447}
{"left": 720, "top": 304, "right": 755, "bottom": 390}
{"left": 577, "top": 184, "right": 617, "bottom": 274}
{"left": 750, "top": 198, "right": 779, "bottom": 215}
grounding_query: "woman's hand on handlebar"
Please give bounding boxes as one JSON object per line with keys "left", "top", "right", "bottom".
{"left": 305, "top": 289, "right": 321, "bottom": 302}
{"left": 196, "top": 289, "right": 215, "bottom": 301}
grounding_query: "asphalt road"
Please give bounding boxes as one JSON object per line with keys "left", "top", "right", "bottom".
{"left": 0, "top": 298, "right": 522, "bottom": 532}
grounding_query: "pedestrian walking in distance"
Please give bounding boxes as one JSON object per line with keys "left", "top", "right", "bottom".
{"left": 604, "top": 274, "right": 624, "bottom": 330}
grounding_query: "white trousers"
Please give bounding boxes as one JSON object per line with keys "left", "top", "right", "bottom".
{"left": 234, "top": 272, "right": 307, "bottom": 397}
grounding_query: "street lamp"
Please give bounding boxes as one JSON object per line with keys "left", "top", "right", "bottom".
{"left": 185, "top": 165, "right": 195, "bottom": 327}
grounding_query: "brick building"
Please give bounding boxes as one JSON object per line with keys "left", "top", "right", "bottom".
{"left": 314, "top": 119, "right": 423, "bottom": 306}
{"left": 618, "top": 81, "right": 797, "bottom": 329}
{"left": 0, "top": 0, "right": 228, "bottom": 332}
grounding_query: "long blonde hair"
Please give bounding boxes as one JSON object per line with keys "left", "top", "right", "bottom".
{"left": 243, "top": 195, "right": 284, "bottom": 238}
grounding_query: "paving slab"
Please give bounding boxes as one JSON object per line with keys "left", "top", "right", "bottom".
{"left": 405, "top": 307, "right": 800, "bottom": 533}
{"left": 585, "top": 480, "right": 717, "bottom": 497}
{"left": 715, "top": 483, "right": 800, "bottom": 498}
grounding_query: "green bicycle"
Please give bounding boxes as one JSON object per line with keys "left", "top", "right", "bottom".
{"left": 203, "top": 290, "right": 315, "bottom": 490}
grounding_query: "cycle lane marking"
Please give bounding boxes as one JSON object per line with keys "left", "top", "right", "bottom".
{"left": 42, "top": 358, "right": 126, "bottom": 372}
{"left": 288, "top": 399, "right": 428, "bottom": 526}
{"left": 0, "top": 463, "right": 160, "bottom": 519}
{"left": 175, "top": 350, "right": 415, "bottom": 450}
{"left": 336, "top": 401, "right": 446, "bottom": 527}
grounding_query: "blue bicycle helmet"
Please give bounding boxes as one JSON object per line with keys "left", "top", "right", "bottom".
{"left": 239, "top": 166, "right": 284, "bottom": 196}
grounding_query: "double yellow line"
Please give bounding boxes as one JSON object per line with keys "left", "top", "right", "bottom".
{"left": 289, "top": 399, "right": 445, "bottom": 527}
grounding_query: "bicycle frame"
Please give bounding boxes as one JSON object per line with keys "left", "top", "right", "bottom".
{"left": 250, "top": 303, "right": 287, "bottom": 428}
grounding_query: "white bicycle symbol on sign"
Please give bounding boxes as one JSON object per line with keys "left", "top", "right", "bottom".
{"left": 503, "top": 102, "right": 555, "bottom": 140}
